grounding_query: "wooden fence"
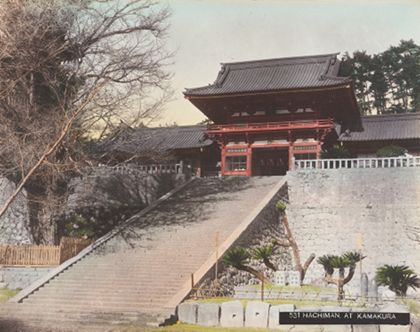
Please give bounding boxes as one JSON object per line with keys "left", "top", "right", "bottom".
{"left": 0, "top": 237, "right": 92, "bottom": 266}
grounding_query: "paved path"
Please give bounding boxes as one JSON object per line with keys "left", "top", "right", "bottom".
{"left": 0, "top": 176, "right": 283, "bottom": 331}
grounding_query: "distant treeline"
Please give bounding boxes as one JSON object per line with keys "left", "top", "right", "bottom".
{"left": 339, "top": 39, "right": 420, "bottom": 116}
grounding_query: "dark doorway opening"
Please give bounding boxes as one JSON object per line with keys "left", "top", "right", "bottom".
{"left": 252, "top": 147, "right": 289, "bottom": 176}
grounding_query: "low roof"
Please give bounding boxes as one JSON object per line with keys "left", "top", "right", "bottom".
{"left": 184, "top": 53, "right": 351, "bottom": 97}
{"left": 101, "top": 125, "right": 212, "bottom": 155}
{"left": 339, "top": 113, "right": 420, "bottom": 142}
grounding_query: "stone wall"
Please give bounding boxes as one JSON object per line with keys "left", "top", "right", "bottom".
{"left": 0, "top": 267, "right": 53, "bottom": 290}
{"left": 0, "top": 168, "right": 188, "bottom": 244}
{"left": 287, "top": 168, "right": 420, "bottom": 294}
{"left": 0, "top": 177, "right": 32, "bottom": 245}
{"left": 62, "top": 167, "right": 189, "bottom": 238}
{"left": 67, "top": 166, "right": 188, "bottom": 215}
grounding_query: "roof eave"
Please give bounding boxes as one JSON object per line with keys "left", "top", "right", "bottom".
{"left": 184, "top": 83, "right": 353, "bottom": 99}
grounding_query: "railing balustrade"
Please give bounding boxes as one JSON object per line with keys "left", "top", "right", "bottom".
{"left": 207, "top": 119, "right": 334, "bottom": 133}
{"left": 293, "top": 156, "right": 420, "bottom": 171}
{"left": 98, "top": 161, "right": 184, "bottom": 175}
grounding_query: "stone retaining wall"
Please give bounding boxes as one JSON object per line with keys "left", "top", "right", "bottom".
{"left": 0, "top": 267, "right": 53, "bottom": 290}
{"left": 0, "top": 178, "right": 32, "bottom": 245}
{"left": 287, "top": 168, "right": 420, "bottom": 295}
{"left": 0, "top": 169, "right": 188, "bottom": 244}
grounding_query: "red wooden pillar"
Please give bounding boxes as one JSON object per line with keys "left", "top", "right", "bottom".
{"left": 221, "top": 144, "right": 226, "bottom": 176}
{"left": 316, "top": 140, "right": 322, "bottom": 159}
{"left": 246, "top": 145, "right": 252, "bottom": 176}
{"left": 288, "top": 141, "right": 294, "bottom": 170}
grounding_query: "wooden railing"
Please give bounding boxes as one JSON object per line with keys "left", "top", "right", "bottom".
{"left": 208, "top": 119, "right": 334, "bottom": 134}
{"left": 137, "top": 162, "right": 183, "bottom": 174}
{"left": 293, "top": 156, "right": 420, "bottom": 170}
{"left": 98, "top": 162, "right": 184, "bottom": 175}
{"left": 0, "top": 237, "right": 92, "bottom": 266}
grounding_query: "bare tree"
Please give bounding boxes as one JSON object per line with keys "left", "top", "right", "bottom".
{"left": 0, "top": 0, "right": 171, "bottom": 243}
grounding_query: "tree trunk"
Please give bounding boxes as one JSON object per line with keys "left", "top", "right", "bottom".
{"left": 263, "top": 258, "right": 278, "bottom": 272}
{"left": 300, "top": 254, "right": 316, "bottom": 283}
{"left": 343, "top": 265, "right": 356, "bottom": 285}
{"left": 282, "top": 214, "right": 301, "bottom": 270}
{"left": 282, "top": 213, "right": 315, "bottom": 284}
{"left": 338, "top": 267, "right": 345, "bottom": 300}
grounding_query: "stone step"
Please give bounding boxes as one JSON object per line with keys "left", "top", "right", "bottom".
{"left": 48, "top": 275, "right": 187, "bottom": 283}
{"left": 3, "top": 312, "right": 138, "bottom": 324}
{"left": 53, "top": 275, "right": 193, "bottom": 282}
{"left": 73, "top": 262, "right": 205, "bottom": 268}
{"left": 53, "top": 270, "right": 196, "bottom": 277}
{"left": 39, "top": 282, "right": 182, "bottom": 290}
{"left": 60, "top": 265, "right": 201, "bottom": 273}
{"left": 36, "top": 282, "right": 179, "bottom": 290}
{"left": 2, "top": 304, "right": 162, "bottom": 317}
{"left": 7, "top": 302, "right": 167, "bottom": 314}
{"left": 27, "top": 290, "right": 177, "bottom": 300}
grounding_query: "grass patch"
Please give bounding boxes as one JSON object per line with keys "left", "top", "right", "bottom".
{"left": 193, "top": 297, "right": 364, "bottom": 308}
{"left": 402, "top": 299, "right": 420, "bottom": 315}
{"left": 114, "top": 323, "right": 278, "bottom": 332}
{"left": 0, "top": 288, "right": 19, "bottom": 303}
{"left": 248, "top": 283, "right": 333, "bottom": 294}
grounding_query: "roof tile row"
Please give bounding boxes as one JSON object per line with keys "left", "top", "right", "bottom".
{"left": 184, "top": 53, "right": 351, "bottom": 96}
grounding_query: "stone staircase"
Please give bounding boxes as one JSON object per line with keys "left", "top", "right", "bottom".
{"left": 0, "top": 176, "right": 284, "bottom": 331}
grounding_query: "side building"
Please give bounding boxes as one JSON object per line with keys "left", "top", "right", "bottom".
{"left": 339, "top": 112, "right": 420, "bottom": 157}
{"left": 97, "top": 124, "right": 220, "bottom": 176}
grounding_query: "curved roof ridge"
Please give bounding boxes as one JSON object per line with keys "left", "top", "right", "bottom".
{"left": 221, "top": 52, "right": 340, "bottom": 67}
{"left": 184, "top": 52, "right": 350, "bottom": 97}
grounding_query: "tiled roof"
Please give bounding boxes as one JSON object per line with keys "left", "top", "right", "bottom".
{"left": 339, "top": 113, "right": 420, "bottom": 142}
{"left": 102, "top": 125, "right": 212, "bottom": 154}
{"left": 184, "top": 53, "right": 351, "bottom": 97}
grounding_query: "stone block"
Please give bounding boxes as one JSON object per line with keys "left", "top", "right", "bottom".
{"left": 380, "top": 288, "right": 396, "bottom": 301}
{"left": 319, "top": 326, "right": 352, "bottom": 332}
{"left": 379, "top": 303, "right": 409, "bottom": 313}
{"left": 197, "top": 303, "right": 220, "bottom": 326}
{"left": 244, "top": 301, "right": 270, "bottom": 328}
{"left": 361, "top": 273, "right": 368, "bottom": 299}
{"left": 368, "top": 279, "right": 378, "bottom": 303}
{"left": 177, "top": 302, "right": 197, "bottom": 324}
{"left": 352, "top": 325, "right": 380, "bottom": 332}
{"left": 268, "top": 304, "right": 295, "bottom": 329}
{"left": 273, "top": 271, "right": 287, "bottom": 286}
{"left": 288, "top": 271, "right": 301, "bottom": 287}
{"left": 220, "top": 301, "right": 244, "bottom": 327}
{"left": 379, "top": 326, "right": 409, "bottom": 332}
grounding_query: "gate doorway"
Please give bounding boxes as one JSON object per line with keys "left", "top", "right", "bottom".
{"left": 252, "top": 147, "right": 289, "bottom": 176}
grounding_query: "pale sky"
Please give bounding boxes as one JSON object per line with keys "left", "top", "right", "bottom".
{"left": 158, "top": 0, "right": 420, "bottom": 125}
